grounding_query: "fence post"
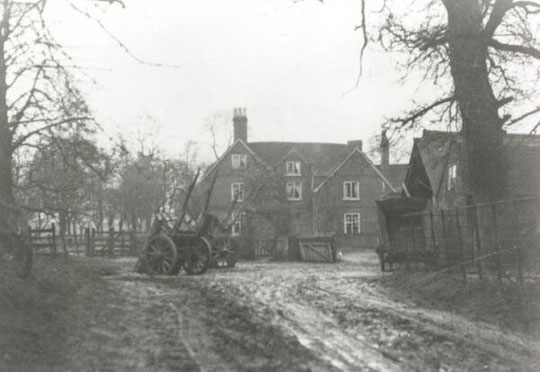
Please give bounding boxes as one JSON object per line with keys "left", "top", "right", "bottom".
{"left": 510, "top": 200, "right": 524, "bottom": 286}
{"left": 73, "top": 228, "right": 79, "bottom": 256}
{"left": 108, "top": 226, "right": 115, "bottom": 257}
{"left": 491, "top": 203, "right": 503, "bottom": 283}
{"left": 429, "top": 210, "right": 439, "bottom": 271}
{"left": 91, "top": 228, "right": 96, "bottom": 257}
{"left": 129, "top": 230, "right": 137, "bottom": 255}
{"left": 440, "top": 209, "right": 451, "bottom": 275}
{"left": 409, "top": 219, "right": 416, "bottom": 270}
{"left": 120, "top": 229, "right": 125, "bottom": 255}
{"left": 85, "top": 228, "right": 90, "bottom": 256}
{"left": 51, "top": 223, "right": 57, "bottom": 256}
{"left": 471, "top": 202, "right": 484, "bottom": 280}
{"left": 455, "top": 207, "right": 467, "bottom": 282}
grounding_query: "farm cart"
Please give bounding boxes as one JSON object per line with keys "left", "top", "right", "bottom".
{"left": 141, "top": 170, "right": 239, "bottom": 276}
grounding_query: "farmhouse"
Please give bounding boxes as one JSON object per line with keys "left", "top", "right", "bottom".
{"left": 201, "top": 108, "right": 407, "bottom": 250}
{"left": 403, "top": 130, "right": 540, "bottom": 209}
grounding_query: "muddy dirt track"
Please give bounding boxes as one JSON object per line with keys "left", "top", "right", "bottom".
{"left": 2, "top": 254, "right": 540, "bottom": 371}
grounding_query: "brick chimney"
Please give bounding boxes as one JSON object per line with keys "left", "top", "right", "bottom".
{"left": 380, "top": 130, "right": 390, "bottom": 179}
{"left": 347, "top": 140, "right": 363, "bottom": 151}
{"left": 233, "top": 107, "right": 248, "bottom": 143}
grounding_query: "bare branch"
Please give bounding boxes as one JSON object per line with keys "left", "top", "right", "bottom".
{"left": 388, "top": 96, "right": 455, "bottom": 129}
{"left": 13, "top": 116, "right": 92, "bottom": 149}
{"left": 489, "top": 38, "right": 540, "bottom": 58}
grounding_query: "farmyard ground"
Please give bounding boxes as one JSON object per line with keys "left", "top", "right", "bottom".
{"left": 1, "top": 253, "right": 539, "bottom": 371}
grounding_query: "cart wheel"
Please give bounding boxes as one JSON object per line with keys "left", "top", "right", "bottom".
{"left": 184, "top": 237, "right": 211, "bottom": 275}
{"left": 144, "top": 234, "right": 178, "bottom": 275}
{"left": 212, "top": 237, "right": 238, "bottom": 268}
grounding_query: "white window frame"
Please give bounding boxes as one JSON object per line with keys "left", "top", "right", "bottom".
{"left": 286, "top": 181, "right": 302, "bottom": 200}
{"left": 231, "top": 212, "right": 245, "bottom": 236}
{"left": 286, "top": 161, "right": 301, "bottom": 176}
{"left": 343, "top": 181, "right": 360, "bottom": 200}
{"left": 447, "top": 163, "right": 457, "bottom": 191}
{"left": 232, "top": 154, "right": 247, "bottom": 169}
{"left": 344, "top": 213, "right": 360, "bottom": 234}
{"left": 231, "top": 183, "right": 245, "bottom": 202}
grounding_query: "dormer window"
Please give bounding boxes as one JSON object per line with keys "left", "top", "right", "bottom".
{"left": 343, "top": 181, "right": 360, "bottom": 200}
{"left": 286, "top": 161, "right": 301, "bottom": 175}
{"left": 232, "top": 154, "right": 247, "bottom": 169}
{"left": 447, "top": 163, "right": 457, "bottom": 191}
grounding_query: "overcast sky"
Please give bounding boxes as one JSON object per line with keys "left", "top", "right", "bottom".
{"left": 47, "top": 0, "right": 442, "bottom": 163}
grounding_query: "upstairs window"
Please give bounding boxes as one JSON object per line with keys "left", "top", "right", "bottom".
{"left": 447, "top": 163, "right": 457, "bottom": 191}
{"left": 231, "top": 183, "right": 245, "bottom": 202}
{"left": 286, "top": 181, "right": 302, "bottom": 200}
{"left": 231, "top": 212, "right": 246, "bottom": 236}
{"left": 232, "top": 154, "right": 247, "bottom": 169}
{"left": 343, "top": 181, "right": 360, "bottom": 200}
{"left": 286, "top": 161, "right": 301, "bottom": 175}
{"left": 344, "top": 213, "right": 360, "bottom": 234}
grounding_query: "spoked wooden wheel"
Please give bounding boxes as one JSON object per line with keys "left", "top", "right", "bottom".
{"left": 211, "top": 237, "right": 238, "bottom": 268}
{"left": 184, "top": 237, "right": 211, "bottom": 275}
{"left": 143, "top": 234, "right": 178, "bottom": 275}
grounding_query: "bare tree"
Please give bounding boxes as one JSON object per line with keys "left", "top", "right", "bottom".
{"left": 0, "top": 0, "right": 124, "bottom": 249}
{"left": 204, "top": 111, "right": 232, "bottom": 160}
{"left": 311, "top": 0, "right": 540, "bottom": 202}
{"left": 374, "top": 0, "right": 540, "bottom": 201}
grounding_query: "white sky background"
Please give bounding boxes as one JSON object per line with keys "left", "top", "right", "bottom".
{"left": 44, "top": 0, "right": 530, "bottom": 164}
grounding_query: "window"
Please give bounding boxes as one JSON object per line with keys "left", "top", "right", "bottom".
{"left": 232, "top": 154, "right": 247, "bottom": 169}
{"left": 286, "top": 181, "right": 302, "bottom": 200}
{"left": 344, "top": 213, "right": 360, "bottom": 234}
{"left": 231, "top": 213, "right": 246, "bottom": 236}
{"left": 286, "top": 161, "right": 301, "bottom": 175}
{"left": 231, "top": 183, "right": 245, "bottom": 201}
{"left": 343, "top": 181, "right": 360, "bottom": 200}
{"left": 447, "top": 163, "right": 457, "bottom": 191}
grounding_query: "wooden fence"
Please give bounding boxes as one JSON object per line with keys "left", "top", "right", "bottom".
{"left": 29, "top": 225, "right": 146, "bottom": 257}
{"left": 385, "top": 197, "right": 540, "bottom": 284}
{"left": 253, "top": 239, "right": 276, "bottom": 258}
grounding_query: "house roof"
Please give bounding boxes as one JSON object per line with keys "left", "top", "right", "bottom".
{"left": 405, "top": 130, "right": 540, "bottom": 197}
{"left": 248, "top": 141, "right": 352, "bottom": 176}
{"left": 313, "top": 148, "right": 397, "bottom": 193}
{"left": 378, "top": 164, "right": 409, "bottom": 191}
{"left": 204, "top": 140, "right": 407, "bottom": 190}
{"left": 408, "top": 131, "right": 456, "bottom": 195}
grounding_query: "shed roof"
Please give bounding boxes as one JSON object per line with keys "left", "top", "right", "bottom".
{"left": 405, "top": 130, "right": 540, "bottom": 197}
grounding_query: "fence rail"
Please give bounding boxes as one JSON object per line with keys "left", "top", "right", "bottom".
{"left": 29, "top": 226, "right": 146, "bottom": 258}
{"left": 384, "top": 197, "right": 540, "bottom": 284}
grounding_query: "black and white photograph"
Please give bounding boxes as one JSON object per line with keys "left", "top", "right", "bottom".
{"left": 0, "top": 0, "right": 539, "bottom": 371}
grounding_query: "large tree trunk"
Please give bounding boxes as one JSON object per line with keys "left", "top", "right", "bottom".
{"left": 0, "top": 4, "right": 15, "bottom": 242}
{"left": 444, "top": 0, "right": 508, "bottom": 202}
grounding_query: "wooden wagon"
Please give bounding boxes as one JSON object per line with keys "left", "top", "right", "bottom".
{"left": 141, "top": 170, "right": 239, "bottom": 276}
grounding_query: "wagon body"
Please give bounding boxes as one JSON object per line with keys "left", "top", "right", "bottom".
{"left": 140, "top": 170, "right": 238, "bottom": 276}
